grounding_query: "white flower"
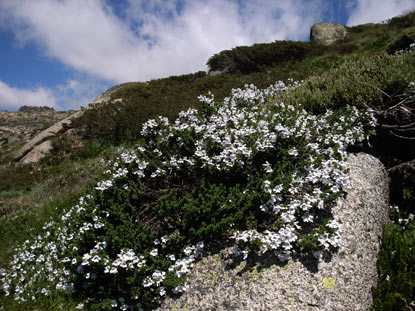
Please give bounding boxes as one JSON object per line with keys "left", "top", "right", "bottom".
{"left": 150, "top": 249, "right": 158, "bottom": 256}
{"left": 142, "top": 277, "right": 154, "bottom": 287}
{"left": 152, "top": 270, "right": 166, "bottom": 286}
{"left": 262, "top": 161, "right": 273, "bottom": 173}
{"left": 288, "top": 148, "right": 298, "bottom": 156}
{"left": 160, "top": 287, "right": 166, "bottom": 296}
{"left": 110, "top": 267, "right": 118, "bottom": 274}
{"left": 91, "top": 255, "right": 100, "bottom": 263}
{"left": 302, "top": 214, "right": 314, "bottom": 222}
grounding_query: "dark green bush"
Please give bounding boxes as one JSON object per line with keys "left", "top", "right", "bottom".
{"left": 207, "top": 41, "right": 328, "bottom": 73}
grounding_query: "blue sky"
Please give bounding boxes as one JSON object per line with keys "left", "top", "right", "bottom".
{"left": 0, "top": 0, "right": 414, "bottom": 111}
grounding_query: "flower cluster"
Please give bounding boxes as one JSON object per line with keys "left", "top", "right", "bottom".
{"left": 0, "top": 81, "right": 376, "bottom": 310}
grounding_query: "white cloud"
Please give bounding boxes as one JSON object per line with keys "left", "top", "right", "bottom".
{"left": 0, "top": 77, "right": 110, "bottom": 111}
{"left": 0, "top": 81, "right": 57, "bottom": 111}
{"left": 346, "top": 0, "right": 415, "bottom": 26}
{"left": 55, "top": 77, "right": 112, "bottom": 110}
{"left": 0, "top": 0, "right": 326, "bottom": 86}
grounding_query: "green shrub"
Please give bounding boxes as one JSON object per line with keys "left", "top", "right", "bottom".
{"left": 0, "top": 164, "right": 45, "bottom": 192}
{"left": 207, "top": 41, "right": 329, "bottom": 74}
{"left": 0, "top": 81, "right": 376, "bottom": 310}
{"left": 372, "top": 223, "right": 415, "bottom": 311}
{"left": 275, "top": 52, "right": 415, "bottom": 113}
{"left": 388, "top": 11, "right": 415, "bottom": 28}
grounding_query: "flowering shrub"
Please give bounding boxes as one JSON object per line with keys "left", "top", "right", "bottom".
{"left": 0, "top": 81, "right": 376, "bottom": 310}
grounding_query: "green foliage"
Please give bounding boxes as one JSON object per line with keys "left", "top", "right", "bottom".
{"left": 388, "top": 11, "right": 415, "bottom": 28}
{"left": 73, "top": 71, "right": 283, "bottom": 144}
{"left": 372, "top": 224, "right": 415, "bottom": 311}
{"left": 156, "top": 180, "right": 260, "bottom": 242}
{"left": 0, "top": 164, "right": 45, "bottom": 192}
{"left": 207, "top": 41, "right": 328, "bottom": 73}
{"left": 402, "top": 187, "right": 414, "bottom": 201}
{"left": 0, "top": 200, "right": 5, "bottom": 217}
{"left": 274, "top": 52, "right": 415, "bottom": 113}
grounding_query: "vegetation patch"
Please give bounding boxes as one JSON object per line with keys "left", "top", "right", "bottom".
{"left": 1, "top": 12, "right": 415, "bottom": 311}
{"left": 0, "top": 80, "right": 376, "bottom": 310}
{"left": 207, "top": 41, "right": 328, "bottom": 74}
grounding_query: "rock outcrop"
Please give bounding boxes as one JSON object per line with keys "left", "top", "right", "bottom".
{"left": 19, "top": 140, "right": 54, "bottom": 164}
{"left": 18, "top": 105, "right": 55, "bottom": 113}
{"left": 310, "top": 22, "right": 347, "bottom": 45}
{"left": 14, "top": 111, "right": 82, "bottom": 164}
{"left": 92, "top": 82, "right": 134, "bottom": 104}
{"left": 9, "top": 83, "right": 133, "bottom": 164}
{"left": 0, "top": 109, "right": 74, "bottom": 162}
{"left": 157, "top": 153, "right": 389, "bottom": 311}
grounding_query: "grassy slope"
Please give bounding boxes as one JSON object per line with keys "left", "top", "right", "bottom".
{"left": 0, "top": 11, "right": 414, "bottom": 310}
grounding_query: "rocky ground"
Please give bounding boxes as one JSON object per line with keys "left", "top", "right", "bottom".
{"left": 0, "top": 107, "right": 75, "bottom": 164}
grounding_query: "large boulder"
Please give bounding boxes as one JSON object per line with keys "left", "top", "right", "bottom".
{"left": 310, "top": 22, "right": 347, "bottom": 45}
{"left": 157, "top": 153, "right": 389, "bottom": 311}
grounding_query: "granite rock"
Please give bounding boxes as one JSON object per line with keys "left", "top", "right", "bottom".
{"left": 310, "top": 22, "right": 347, "bottom": 45}
{"left": 157, "top": 153, "right": 389, "bottom": 311}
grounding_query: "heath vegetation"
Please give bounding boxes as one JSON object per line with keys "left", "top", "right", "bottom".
{"left": 0, "top": 12, "right": 414, "bottom": 311}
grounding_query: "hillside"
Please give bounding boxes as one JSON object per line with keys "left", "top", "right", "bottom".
{"left": 0, "top": 12, "right": 414, "bottom": 311}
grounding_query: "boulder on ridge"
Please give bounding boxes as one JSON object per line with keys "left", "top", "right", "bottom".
{"left": 310, "top": 22, "right": 347, "bottom": 45}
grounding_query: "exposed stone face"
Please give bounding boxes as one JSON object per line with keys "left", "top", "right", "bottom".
{"left": 157, "top": 153, "right": 389, "bottom": 311}
{"left": 92, "top": 82, "right": 135, "bottom": 104}
{"left": 9, "top": 82, "right": 132, "bottom": 164}
{"left": 0, "top": 109, "right": 74, "bottom": 162}
{"left": 20, "top": 140, "right": 54, "bottom": 164}
{"left": 14, "top": 111, "right": 82, "bottom": 163}
{"left": 310, "top": 22, "right": 347, "bottom": 45}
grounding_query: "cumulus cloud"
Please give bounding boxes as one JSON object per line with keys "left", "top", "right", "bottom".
{"left": 0, "top": 0, "right": 326, "bottom": 85}
{"left": 346, "top": 0, "right": 415, "bottom": 26}
{"left": 55, "top": 77, "right": 112, "bottom": 110}
{"left": 0, "top": 81, "right": 57, "bottom": 111}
